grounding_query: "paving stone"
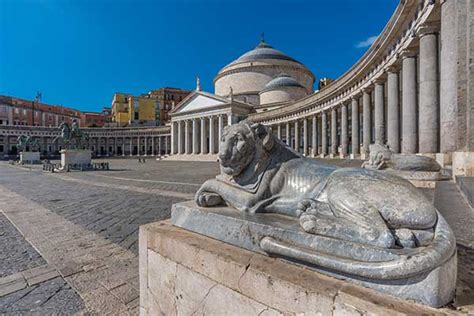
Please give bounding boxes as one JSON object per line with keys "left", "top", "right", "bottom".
{"left": 0, "top": 277, "right": 85, "bottom": 314}
{"left": 26, "top": 270, "right": 60, "bottom": 286}
{"left": 110, "top": 283, "right": 140, "bottom": 305}
{"left": 0, "top": 276, "right": 27, "bottom": 297}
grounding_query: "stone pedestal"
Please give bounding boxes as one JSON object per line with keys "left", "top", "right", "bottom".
{"left": 19, "top": 151, "right": 40, "bottom": 164}
{"left": 452, "top": 151, "right": 474, "bottom": 178}
{"left": 60, "top": 149, "right": 92, "bottom": 168}
{"left": 140, "top": 220, "right": 452, "bottom": 315}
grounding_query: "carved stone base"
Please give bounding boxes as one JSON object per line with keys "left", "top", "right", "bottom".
{"left": 60, "top": 149, "right": 91, "bottom": 169}
{"left": 141, "top": 220, "right": 453, "bottom": 315}
{"left": 19, "top": 151, "right": 40, "bottom": 164}
{"left": 171, "top": 201, "right": 457, "bottom": 307}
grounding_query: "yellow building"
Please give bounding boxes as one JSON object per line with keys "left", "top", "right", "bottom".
{"left": 111, "top": 93, "right": 157, "bottom": 127}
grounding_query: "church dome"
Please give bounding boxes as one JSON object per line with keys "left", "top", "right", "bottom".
{"left": 261, "top": 73, "right": 305, "bottom": 92}
{"left": 226, "top": 41, "right": 302, "bottom": 66}
{"left": 259, "top": 73, "right": 308, "bottom": 105}
{"left": 214, "top": 40, "right": 315, "bottom": 106}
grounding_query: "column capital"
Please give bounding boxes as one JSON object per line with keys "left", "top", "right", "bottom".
{"left": 361, "top": 86, "right": 373, "bottom": 93}
{"left": 400, "top": 48, "right": 417, "bottom": 59}
{"left": 385, "top": 63, "right": 400, "bottom": 73}
{"left": 371, "top": 76, "right": 386, "bottom": 85}
{"left": 416, "top": 21, "right": 440, "bottom": 37}
{"left": 350, "top": 92, "right": 362, "bottom": 100}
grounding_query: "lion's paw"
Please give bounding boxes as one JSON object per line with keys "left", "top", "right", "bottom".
{"left": 195, "top": 191, "right": 223, "bottom": 207}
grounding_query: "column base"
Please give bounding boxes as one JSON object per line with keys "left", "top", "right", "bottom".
{"left": 350, "top": 153, "right": 361, "bottom": 160}
{"left": 452, "top": 151, "right": 474, "bottom": 179}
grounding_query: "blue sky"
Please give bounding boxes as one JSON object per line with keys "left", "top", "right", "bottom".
{"left": 0, "top": 0, "right": 398, "bottom": 112}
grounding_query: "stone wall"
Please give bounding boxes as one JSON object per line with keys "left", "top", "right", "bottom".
{"left": 260, "top": 86, "right": 307, "bottom": 105}
{"left": 214, "top": 62, "right": 314, "bottom": 104}
{"left": 139, "top": 220, "right": 451, "bottom": 315}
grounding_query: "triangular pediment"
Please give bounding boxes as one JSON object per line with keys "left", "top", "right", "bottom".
{"left": 173, "top": 92, "right": 229, "bottom": 114}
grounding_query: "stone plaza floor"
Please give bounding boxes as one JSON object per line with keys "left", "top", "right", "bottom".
{"left": 0, "top": 158, "right": 473, "bottom": 314}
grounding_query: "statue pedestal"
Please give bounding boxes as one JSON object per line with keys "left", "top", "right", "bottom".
{"left": 139, "top": 220, "right": 447, "bottom": 315}
{"left": 20, "top": 151, "right": 40, "bottom": 164}
{"left": 169, "top": 201, "right": 456, "bottom": 307}
{"left": 60, "top": 149, "right": 91, "bottom": 168}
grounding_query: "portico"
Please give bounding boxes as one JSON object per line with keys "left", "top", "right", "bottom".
{"left": 169, "top": 91, "right": 253, "bottom": 160}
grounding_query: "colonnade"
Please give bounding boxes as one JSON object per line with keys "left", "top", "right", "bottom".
{"left": 171, "top": 113, "right": 237, "bottom": 155}
{"left": 266, "top": 20, "right": 447, "bottom": 159}
{"left": 0, "top": 126, "right": 171, "bottom": 158}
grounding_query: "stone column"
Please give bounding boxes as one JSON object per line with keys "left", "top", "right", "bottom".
{"left": 218, "top": 115, "right": 224, "bottom": 148}
{"left": 178, "top": 121, "right": 183, "bottom": 154}
{"left": 137, "top": 137, "right": 140, "bottom": 156}
{"left": 144, "top": 137, "right": 148, "bottom": 156}
{"left": 387, "top": 66, "right": 400, "bottom": 153}
{"left": 331, "top": 108, "right": 337, "bottom": 155}
{"left": 209, "top": 116, "right": 215, "bottom": 154}
{"left": 286, "top": 122, "right": 290, "bottom": 146}
{"left": 294, "top": 120, "right": 299, "bottom": 152}
{"left": 129, "top": 137, "right": 133, "bottom": 156}
{"left": 341, "top": 103, "right": 348, "bottom": 157}
{"left": 171, "top": 122, "right": 175, "bottom": 154}
{"left": 418, "top": 23, "right": 440, "bottom": 153}
{"left": 303, "top": 118, "right": 308, "bottom": 155}
{"left": 158, "top": 136, "right": 161, "bottom": 155}
{"left": 201, "top": 117, "right": 207, "bottom": 154}
{"left": 374, "top": 79, "right": 385, "bottom": 145}
{"left": 440, "top": 0, "right": 457, "bottom": 153}
{"left": 277, "top": 124, "right": 282, "bottom": 139}
{"left": 321, "top": 111, "right": 327, "bottom": 156}
{"left": 362, "top": 89, "right": 372, "bottom": 155}
{"left": 151, "top": 137, "right": 155, "bottom": 156}
{"left": 312, "top": 115, "right": 318, "bottom": 157}
{"left": 351, "top": 97, "right": 360, "bottom": 156}
{"left": 402, "top": 50, "right": 418, "bottom": 154}
{"left": 185, "top": 120, "right": 191, "bottom": 155}
{"left": 192, "top": 119, "right": 199, "bottom": 154}
{"left": 227, "top": 113, "right": 234, "bottom": 126}
{"left": 122, "top": 137, "right": 125, "bottom": 156}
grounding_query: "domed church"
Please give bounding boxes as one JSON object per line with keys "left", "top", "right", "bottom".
{"left": 214, "top": 39, "right": 315, "bottom": 108}
{"left": 169, "top": 38, "right": 316, "bottom": 157}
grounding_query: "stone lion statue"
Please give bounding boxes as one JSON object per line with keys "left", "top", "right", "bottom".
{"left": 196, "top": 121, "right": 439, "bottom": 249}
{"left": 362, "top": 143, "right": 441, "bottom": 172}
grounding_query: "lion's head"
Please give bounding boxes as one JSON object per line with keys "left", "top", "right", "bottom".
{"left": 218, "top": 121, "right": 274, "bottom": 177}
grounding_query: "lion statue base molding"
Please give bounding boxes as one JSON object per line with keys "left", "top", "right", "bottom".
{"left": 171, "top": 121, "right": 456, "bottom": 307}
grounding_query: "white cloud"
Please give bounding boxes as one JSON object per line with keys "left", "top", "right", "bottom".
{"left": 355, "top": 35, "right": 378, "bottom": 48}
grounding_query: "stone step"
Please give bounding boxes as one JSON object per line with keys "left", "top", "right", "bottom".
{"left": 456, "top": 176, "right": 474, "bottom": 208}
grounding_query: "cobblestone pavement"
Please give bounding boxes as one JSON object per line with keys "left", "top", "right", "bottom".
{"left": 0, "top": 158, "right": 473, "bottom": 313}
{"left": 0, "top": 212, "right": 86, "bottom": 314}
{"left": 0, "top": 159, "right": 219, "bottom": 314}
{"left": 0, "top": 213, "right": 45, "bottom": 278}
